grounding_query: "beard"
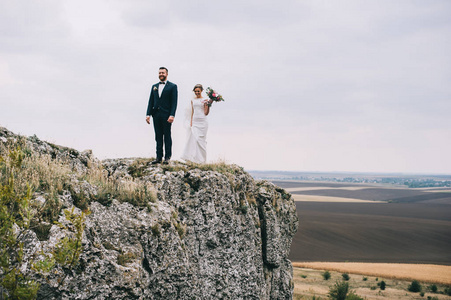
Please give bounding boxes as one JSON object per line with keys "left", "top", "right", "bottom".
{"left": 159, "top": 75, "right": 167, "bottom": 81}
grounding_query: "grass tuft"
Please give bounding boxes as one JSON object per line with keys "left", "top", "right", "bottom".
{"left": 117, "top": 252, "right": 138, "bottom": 266}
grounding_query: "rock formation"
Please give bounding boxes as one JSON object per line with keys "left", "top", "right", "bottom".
{"left": 0, "top": 127, "right": 298, "bottom": 299}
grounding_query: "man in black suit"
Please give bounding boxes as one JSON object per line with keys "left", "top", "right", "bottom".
{"left": 146, "top": 67, "right": 178, "bottom": 164}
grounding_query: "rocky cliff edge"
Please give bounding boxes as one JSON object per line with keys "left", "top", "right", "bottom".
{"left": 0, "top": 127, "right": 298, "bottom": 300}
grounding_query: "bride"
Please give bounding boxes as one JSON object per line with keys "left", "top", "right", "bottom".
{"left": 181, "top": 84, "right": 211, "bottom": 164}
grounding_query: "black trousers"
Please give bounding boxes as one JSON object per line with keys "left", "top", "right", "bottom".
{"left": 152, "top": 111, "right": 172, "bottom": 159}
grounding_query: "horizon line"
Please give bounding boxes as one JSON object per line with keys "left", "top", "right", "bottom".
{"left": 246, "top": 169, "right": 451, "bottom": 177}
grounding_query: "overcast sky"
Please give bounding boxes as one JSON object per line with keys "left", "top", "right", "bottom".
{"left": 1, "top": 0, "right": 450, "bottom": 174}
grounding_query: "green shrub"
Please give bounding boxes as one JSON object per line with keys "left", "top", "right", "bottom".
{"left": 0, "top": 148, "right": 41, "bottom": 299}
{"left": 346, "top": 291, "right": 364, "bottom": 300}
{"left": 428, "top": 284, "right": 437, "bottom": 293}
{"left": 322, "top": 270, "right": 331, "bottom": 280}
{"left": 362, "top": 277, "right": 368, "bottom": 281}
{"left": 408, "top": 280, "right": 422, "bottom": 293}
{"left": 52, "top": 207, "right": 88, "bottom": 267}
{"left": 444, "top": 286, "right": 451, "bottom": 296}
{"left": 0, "top": 147, "right": 87, "bottom": 299}
{"left": 328, "top": 281, "right": 363, "bottom": 300}
{"left": 329, "top": 281, "right": 349, "bottom": 300}
{"left": 342, "top": 273, "right": 350, "bottom": 281}
{"left": 380, "top": 280, "right": 386, "bottom": 290}
{"left": 151, "top": 224, "right": 161, "bottom": 236}
{"left": 175, "top": 222, "right": 187, "bottom": 238}
{"left": 420, "top": 292, "right": 425, "bottom": 297}
{"left": 127, "top": 158, "right": 153, "bottom": 178}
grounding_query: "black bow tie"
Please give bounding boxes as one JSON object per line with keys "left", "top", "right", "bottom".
{"left": 159, "top": 82, "right": 165, "bottom": 85}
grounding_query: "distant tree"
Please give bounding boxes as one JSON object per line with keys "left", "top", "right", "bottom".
{"left": 380, "top": 281, "right": 386, "bottom": 290}
{"left": 329, "top": 281, "right": 349, "bottom": 300}
{"left": 445, "top": 286, "right": 451, "bottom": 296}
{"left": 322, "top": 271, "right": 331, "bottom": 280}
{"left": 408, "top": 280, "right": 422, "bottom": 293}
{"left": 428, "top": 284, "right": 437, "bottom": 293}
{"left": 342, "top": 273, "right": 350, "bottom": 281}
{"left": 328, "top": 282, "right": 364, "bottom": 300}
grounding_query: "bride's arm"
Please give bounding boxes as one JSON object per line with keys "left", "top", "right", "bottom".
{"left": 190, "top": 101, "right": 194, "bottom": 127}
{"left": 204, "top": 100, "right": 210, "bottom": 116}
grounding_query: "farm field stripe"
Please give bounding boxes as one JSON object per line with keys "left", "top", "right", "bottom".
{"left": 292, "top": 262, "right": 451, "bottom": 285}
{"left": 285, "top": 187, "right": 370, "bottom": 192}
{"left": 421, "top": 189, "right": 451, "bottom": 193}
{"left": 291, "top": 194, "right": 386, "bottom": 203}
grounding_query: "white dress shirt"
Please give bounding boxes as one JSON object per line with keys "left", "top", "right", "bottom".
{"left": 158, "top": 81, "right": 166, "bottom": 97}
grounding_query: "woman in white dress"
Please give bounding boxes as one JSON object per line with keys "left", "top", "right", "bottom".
{"left": 181, "top": 84, "right": 211, "bottom": 164}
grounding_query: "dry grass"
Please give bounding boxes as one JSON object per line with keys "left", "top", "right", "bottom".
{"left": 293, "top": 266, "right": 451, "bottom": 300}
{"left": 293, "top": 262, "right": 451, "bottom": 285}
{"left": 0, "top": 147, "right": 73, "bottom": 225}
{"left": 5, "top": 149, "right": 72, "bottom": 199}
{"left": 85, "top": 165, "right": 157, "bottom": 208}
{"left": 291, "top": 194, "right": 386, "bottom": 203}
{"left": 1, "top": 141, "right": 158, "bottom": 215}
{"left": 187, "top": 159, "right": 243, "bottom": 175}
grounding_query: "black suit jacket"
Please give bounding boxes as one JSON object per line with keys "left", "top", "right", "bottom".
{"left": 146, "top": 81, "right": 178, "bottom": 117}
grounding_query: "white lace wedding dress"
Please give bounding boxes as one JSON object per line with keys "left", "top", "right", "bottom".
{"left": 181, "top": 98, "right": 208, "bottom": 164}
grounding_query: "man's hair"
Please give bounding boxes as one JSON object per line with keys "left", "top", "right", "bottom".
{"left": 159, "top": 67, "right": 168, "bottom": 73}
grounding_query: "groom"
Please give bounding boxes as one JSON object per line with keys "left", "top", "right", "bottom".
{"left": 146, "top": 67, "right": 178, "bottom": 164}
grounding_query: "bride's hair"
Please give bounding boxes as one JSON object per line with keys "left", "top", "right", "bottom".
{"left": 193, "top": 84, "right": 203, "bottom": 91}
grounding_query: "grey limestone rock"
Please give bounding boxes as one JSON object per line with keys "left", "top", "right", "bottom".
{"left": 1, "top": 127, "right": 299, "bottom": 299}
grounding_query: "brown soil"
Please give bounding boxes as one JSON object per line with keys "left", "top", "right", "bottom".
{"left": 289, "top": 201, "right": 451, "bottom": 264}
{"left": 282, "top": 180, "right": 451, "bottom": 265}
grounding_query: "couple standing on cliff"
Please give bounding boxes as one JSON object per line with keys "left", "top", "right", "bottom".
{"left": 146, "top": 67, "right": 211, "bottom": 165}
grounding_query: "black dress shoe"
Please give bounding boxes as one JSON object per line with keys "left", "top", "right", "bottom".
{"left": 151, "top": 158, "right": 162, "bottom": 165}
{"left": 163, "top": 158, "right": 170, "bottom": 165}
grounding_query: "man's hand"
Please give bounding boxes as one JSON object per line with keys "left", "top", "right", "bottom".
{"left": 146, "top": 116, "right": 150, "bottom": 124}
{"left": 167, "top": 116, "right": 174, "bottom": 123}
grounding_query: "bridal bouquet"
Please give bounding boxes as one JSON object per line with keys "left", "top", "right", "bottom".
{"left": 205, "top": 87, "right": 225, "bottom": 107}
